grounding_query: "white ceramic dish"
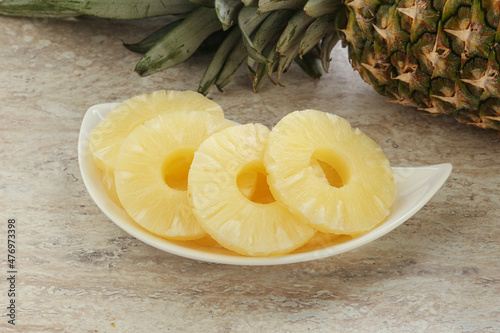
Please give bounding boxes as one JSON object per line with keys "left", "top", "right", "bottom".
{"left": 78, "top": 103, "right": 452, "bottom": 265}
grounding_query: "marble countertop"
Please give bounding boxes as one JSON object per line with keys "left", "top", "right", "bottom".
{"left": 1, "top": 14, "right": 499, "bottom": 333}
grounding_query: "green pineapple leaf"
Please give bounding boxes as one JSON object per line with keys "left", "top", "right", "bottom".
{"left": 135, "top": 7, "right": 222, "bottom": 76}
{"left": 258, "top": 0, "right": 307, "bottom": 13}
{"left": 44, "top": 0, "right": 195, "bottom": 19}
{"left": 319, "top": 31, "right": 338, "bottom": 72}
{"left": 277, "top": 43, "right": 299, "bottom": 81}
{"left": 298, "top": 15, "right": 336, "bottom": 56}
{"left": 246, "top": 9, "right": 294, "bottom": 68}
{"left": 238, "top": 7, "right": 271, "bottom": 64}
{"left": 242, "top": 0, "right": 258, "bottom": 6}
{"left": 276, "top": 9, "right": 315, "bottom": 55}
{"left": 215, "top": 0, "right": 243, "bottom": 29}
{"left": 198, "top": 27, "right": 242, "bottom": 95}
{"left": 0, "top": 0, "right": 78, "bottom": 18}
{"left": 124, "top": 19, "right": 184, "bottom": 54}
{"left": 215, "top": 39, "right": 247, "bottom": 91}
{"left": 187, "top": 0, "right": 215, "bottom": 7}
{"left": 304, "top": 0, "right": 341, "bottom": 18}
{"left": 295, "top": 51, "right": 323, "bottom": 79}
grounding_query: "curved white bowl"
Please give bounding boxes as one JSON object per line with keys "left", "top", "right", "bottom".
{"left": 78, "top": 103, "right": 452, "bottom": 265}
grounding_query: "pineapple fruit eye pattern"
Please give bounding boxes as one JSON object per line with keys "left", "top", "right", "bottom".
{"left": 89, "top": 90, "right": 395, "bottom": 256}
{"left": 342, "top": 0, "right": 500, "bottom": 132}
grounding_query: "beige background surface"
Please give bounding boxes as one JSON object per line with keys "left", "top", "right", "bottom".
{"left": 1, "top": 14, "right": 499, "bottom": 332}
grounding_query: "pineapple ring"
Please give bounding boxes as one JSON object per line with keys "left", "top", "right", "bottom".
{"left": 89, "top": 90, "right": 224, "bottom": 172}
{"left": 114, "top": 111, "right": 235, "bottom": 240}
{"left": 264, "top": 110, "right": 395, "bottom": 234}
{"left": 188, "top": 123, "right": 316, "bottom": 257}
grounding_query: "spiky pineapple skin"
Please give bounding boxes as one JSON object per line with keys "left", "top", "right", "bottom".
{"left": 342, "top": 0, "right": 500, "bottom": 131}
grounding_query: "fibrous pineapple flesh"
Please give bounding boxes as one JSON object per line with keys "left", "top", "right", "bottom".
{"left": 115, "top": 111, "right": 235, "bottom": 240}
{"left": 89, "top": 90, "right": 224, "bottom": 172}
{"left": 89, "top": 90, "right": 224, "bottom": 205}
{"left": 188, "top": 123, "right": 316, "bottom": 256}
{"left": 264, "top": 110, "right": 395, "bottom": 234}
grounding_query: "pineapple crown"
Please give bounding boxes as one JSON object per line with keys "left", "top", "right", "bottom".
{"left": 0, "top": 0, "right": 346, "bottom": 94}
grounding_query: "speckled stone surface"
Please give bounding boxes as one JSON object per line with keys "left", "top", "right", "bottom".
{"left": 1, "top": 14, "right": 499, "bottom": 333}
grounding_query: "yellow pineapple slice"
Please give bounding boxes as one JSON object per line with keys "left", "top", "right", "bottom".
{"left": 188, "top": 123, "right": 316, "bottom": 256}
{"left": 89, "top": 90, "right": 224, "bottom": 171}
{"left": 101, "top": 168, "right": 122, "bottom": 207}
{"left": 264, "top": 110, "right": 395, "bottom": 234}
{"left": 115, "top": 111, "right": 235, "bottom": 240}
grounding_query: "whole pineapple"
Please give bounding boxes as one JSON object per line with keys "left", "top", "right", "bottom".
{"left": 2, "top": 0, "right": 499, "bottom": 131}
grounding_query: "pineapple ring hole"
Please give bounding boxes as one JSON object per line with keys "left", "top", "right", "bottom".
{"left": 310, "top": 148, "right": 351, "bottom": 188}
{"left": 236, "top": 161, "right": 276, "bottom": 204}
{"left": 162, "top": 147, "right": 195, "bottom": 191}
